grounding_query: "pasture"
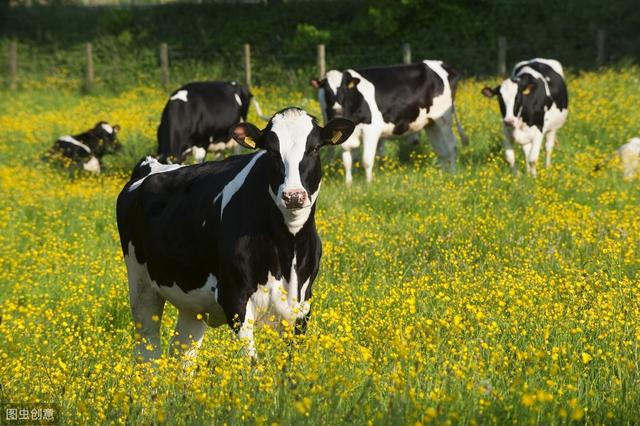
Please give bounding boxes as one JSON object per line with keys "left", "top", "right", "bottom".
{"left": 1, "top": 67, "right": 639, "bottom": 424}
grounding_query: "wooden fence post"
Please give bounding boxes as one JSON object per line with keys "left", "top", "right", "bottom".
{"left": 160, "top": 43, "right": 169, "bottom": 89}
{"left": 85, "top": 42, "right": 94, "bottom": 91}
{"left": 317, "top": 44, "right": 325, "bottom": 78}
{"left": 243, "top": 43, "right": 252, "bottom": 88}
{"left": 402, "top": 43, "right": 411, "bottom": 64}
{"left": 596, "top": 29, "right": 606, "bottom": 67}
{"left": 8, "top": 42, "right": 17, "bottom": 90}
{"left": 497, "top": 36, "right": 507, "bottom": 76}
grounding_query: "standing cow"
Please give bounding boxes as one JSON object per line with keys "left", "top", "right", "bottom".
{"left": 52, "top": 121, "right": 121, "bottom": 174}
{"left": 481, "top": 58, "right": 569, "bottom": 176}
{"left": 311, "top": 60, "right": 468, "bottom": 184}
{"left": 157, "top": 81, "right": 251, "bottom": 164}
{"left": 117, "top": 108, "right": 355, "bottom": 360}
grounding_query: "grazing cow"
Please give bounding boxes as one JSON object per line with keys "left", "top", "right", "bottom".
{"left": 481, "top": 58, "right": 569, "bottom": 176}
{"left": 157, "top": 81, "right": 252, "bottom": 164}
{"left": 52, "top": 121, "right": 121, "bottom": 173}
{"left": 117, "top": 108, "right": 355, "bottom": 360}
{"left": 311, "top": 60, "right": 468, "bottom": 183}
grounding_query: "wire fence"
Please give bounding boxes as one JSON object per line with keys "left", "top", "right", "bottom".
{"left": 2, "top": 30, "right": 615, "bottom": 93}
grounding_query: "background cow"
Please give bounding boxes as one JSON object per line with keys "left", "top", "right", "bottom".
{"left": 311, "top": 60, "right": 468, "bottom": 184}
{"left": 117, "top": 108, "right": 355, "bottom": 361}
{"left": 482, "top": 58, "right": 569, "bottom": 176}
{"left": 157, "top": 81, "right": 251, "bottom": 164}
{"left": 52, "top": 121, "right": 121, "bottom": 173}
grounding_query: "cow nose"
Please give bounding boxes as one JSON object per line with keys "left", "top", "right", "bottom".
{"left": 282, "top": 189, "right": 307, "bottom": 209}
{"left": 503, "top": 117, "right": 516, "bottom": 128}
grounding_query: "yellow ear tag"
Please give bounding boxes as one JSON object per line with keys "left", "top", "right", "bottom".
{"left": 522, "top": 87, "right": 532, "bottom": 96}
{"left": 331, "top": 130, "right": 342, "bottom": 144}
{"left": 347, "top": 81, "right": 355, "bottom": 89}
{"left": 244, "top": 136, "right": 256, "bottom": 149}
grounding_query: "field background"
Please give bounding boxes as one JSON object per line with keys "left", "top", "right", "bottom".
{"left": 1, "top": 0, "right": 640, "bottom": 424}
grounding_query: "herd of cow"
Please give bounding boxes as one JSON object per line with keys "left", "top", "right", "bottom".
{"left": 50, "top": 58, "right": 637, "bottom": 361}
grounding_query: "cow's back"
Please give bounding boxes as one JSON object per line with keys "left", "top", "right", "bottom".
{"left": 515, "top": 59, "right": 568, "bottom": 111}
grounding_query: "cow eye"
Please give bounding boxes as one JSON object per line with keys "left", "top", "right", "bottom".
{"left": 307, "top": 146, "right": 320, "bottom": 155}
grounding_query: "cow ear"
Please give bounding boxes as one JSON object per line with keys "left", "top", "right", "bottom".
{"left": 521, "top": 83, "right": 536, "bottom": 96}
{"left": 346, "top": 77, "right": 360, "bottom": 89}
{"left": 231, "top": 122, "right": 262, "bottom": 150}
{"left": 481, "top": 86, "right": 497, "bottom": 98}
{"left": 321, "top": 118, "right": 356, "bottom": 146}
{"left": 310, "top": 78, "right": 323, "bottom": 89}
{"left": 113, "top": 125, "right": 121, "bottom": 133}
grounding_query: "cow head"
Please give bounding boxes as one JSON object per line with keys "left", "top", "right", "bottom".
{"left": 93, "top": 121, "right": 122, "bottom": 156}
{"left": 481, "top": 74, "right": 539, "bottom": 129}
{"left": 231, "top": 108, "right": 354, "bottom": 231}
{"left": 310, "top": 69, "right": 346, "bottom": 123}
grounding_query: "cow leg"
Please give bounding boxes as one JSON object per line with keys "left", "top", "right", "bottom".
{"left": 192, "top": 146, "right": 207, "bottom": 163}
{"left": 362, "top": 128, "right": 382, "bottom": 183}
{"left": 503, "top": 135, "right": 517, "bottom": 175}
{"left": 169, "top": 310, "right": 206, "bottom": 359}
{"left": 426, "top": 117, "right": 457, "bottom": 172}
{"left": 342, "top": 149, "right": 354, "bottom": 185}
{"left": 127, "top": 276, "right": 165, "bottom": 362}
{"left": 544, "top": 130, "right": 557, "bottom": 167}
{"left": 526, "top": 134, "right": 544, "bottom": 177}
{"left": 236, "top": 299, "right": 257, "bottom": 358}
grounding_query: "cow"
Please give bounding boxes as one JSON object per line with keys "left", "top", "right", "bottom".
{"left": 52, "top": 121, "right": 121, "bottom": 174}
{"left": 481, "top": 58, "right": 569, "bottom": 176}
{"left": 117, "top": 108, "right": 355, "bottom": 361}
{"left": 618, "top": 137, "right": 640, "bottom": 179}
{"left": 157, "top": 81, "right": 252, "bottom": 164}
{"left": 310, "top": 60, "right": 468, "bottom": 184}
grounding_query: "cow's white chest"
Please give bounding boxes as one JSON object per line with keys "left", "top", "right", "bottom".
{"left": 83, "top": 156, "right": 101, "bottom": 173}
{"left": 508, "top": 122, "right": 541, "bottom": 145}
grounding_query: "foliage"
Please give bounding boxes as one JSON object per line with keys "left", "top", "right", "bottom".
{"left": 0, "top": 67, "right": 639, "bottom": 424}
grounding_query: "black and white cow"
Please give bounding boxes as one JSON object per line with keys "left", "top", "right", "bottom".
{"left": 117, "top": 108, "right": 355, "bottom": 360}
{"left": 311, "top": 60, "right": 468, "bottom": 183}
{"left": 52, "top": 121, "right": 121, "bottom": 173}
{"left": 157, "top": 81, "right": 252, "bottom": 164}
{"left": 481, "top": 58, "right": 569, "bottom": 176}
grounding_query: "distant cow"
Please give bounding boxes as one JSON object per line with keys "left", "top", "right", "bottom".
{"left": 617, "top": 137, "right": 640, "bottom": 179}
{"left": 482, "top": 58, "right": 568, "bottom": 176}
{"left": 117, "top": 108, "right": 355, "bottom": 361}
{"left": 157, "top": 81, "right": 251, "bottom": 164}
{"left": 311, "top": 60, "right": 468, "bottom": 183}
{"left": 52, "top": 121, "right": 121, "bottom": 173}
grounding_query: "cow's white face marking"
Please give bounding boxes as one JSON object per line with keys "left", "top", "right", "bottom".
{"left": 234, "top": 93, "right": 242, "bottom": 106}
{"left": 499, "top": 79, "right": 520, "bottom": 125}
{"left": 214, "top": 151, "right": 266, "bottom": 220}
{"left": 101, "top": 123, "right": 114, "bottom": 134}
{"left": 60, "top": 135, "right": 91, "bottom": 153}
{"left": 170, "top": 90, "right": 189, "bottom": 103}
{"left": 83, "top": 156, "right": 101, "bottom": 173}
{"left": 129, "top": 157, "right": 184, "bottom": 191}
{"left": 267, "top": 110, "right": 320, "bottom": 234}
{"left": 326, "top": 70, "right": 344, "bottom": 114}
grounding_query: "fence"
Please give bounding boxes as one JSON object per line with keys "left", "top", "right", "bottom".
{"left": 5, "top": 31, "right": 611, "bottom": 92}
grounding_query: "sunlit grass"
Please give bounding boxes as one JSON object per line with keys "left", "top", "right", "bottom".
{"left": 0, "top": 67, "right": 639, "bottom": 424}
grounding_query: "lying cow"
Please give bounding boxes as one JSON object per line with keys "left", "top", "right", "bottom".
{"left": 157, "top": 81, "right": 251, "bottom": 164}
{"left": 117, "top": 108, "right": 355, "bottom": 360}
{"left": 482, "top": 58, "right": 569, "bottom": 176}
{"left": 52, "top": 121, "right": 121, "bottom": 173}
{"left": 311, "top": 60, "right": 468, "bottom": 184}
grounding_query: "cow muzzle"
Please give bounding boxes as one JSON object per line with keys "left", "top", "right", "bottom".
{"left": 282, "top": 189, "right": 307, "bottom": 210}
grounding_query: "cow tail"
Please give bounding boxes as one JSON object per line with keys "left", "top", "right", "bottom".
{"left": 251, "top": 98, "right": 270, "bottom": 122}
{"left": 442, "top": 63, "right": 469, "bottom": 146}
{"left": 452, "top": 104, "right": 469, "bottom": 146}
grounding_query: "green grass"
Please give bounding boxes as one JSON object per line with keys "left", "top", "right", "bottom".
{"left": 0, "top": 68, "right": 639, "bottom": 424}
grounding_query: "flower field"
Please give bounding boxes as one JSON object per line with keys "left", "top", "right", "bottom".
{"left": 0, "top": 67, "right": 639, "bottom": 424}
